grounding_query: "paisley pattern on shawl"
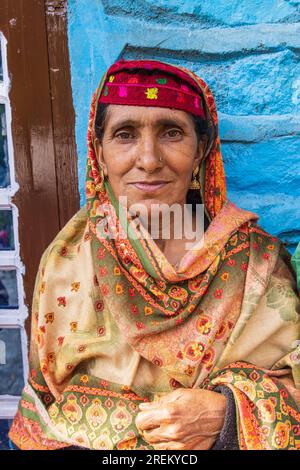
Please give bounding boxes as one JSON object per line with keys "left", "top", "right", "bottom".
{"left": 9, "top": 60, "right": 300, "bottom": 450}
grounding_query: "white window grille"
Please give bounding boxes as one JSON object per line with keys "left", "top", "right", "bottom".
{"left": 0, "top": 32, "right": 28, "bottom": 420}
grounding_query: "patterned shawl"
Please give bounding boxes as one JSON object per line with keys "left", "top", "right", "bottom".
{"left": 9, "top": 61, "right": 300, "bottom": 450}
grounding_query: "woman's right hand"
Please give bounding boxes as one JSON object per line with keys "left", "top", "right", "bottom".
{"left": 136, "top": 387, "right": 226, "bottom": 450}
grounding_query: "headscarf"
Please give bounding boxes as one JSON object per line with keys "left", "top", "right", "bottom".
{"left": 292, "top": 242, "right": 300, "bottom": 291}
{"left": 9, "top": 60, "right": 300, "bottom": 450}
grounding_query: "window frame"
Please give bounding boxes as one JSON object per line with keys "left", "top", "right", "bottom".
{"left": 0, "top": 0, "right": 79, "bottom": 423}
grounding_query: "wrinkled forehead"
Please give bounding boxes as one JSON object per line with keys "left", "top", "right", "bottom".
{"left": 103, "top": 104, "right": 196, "bottom": 129}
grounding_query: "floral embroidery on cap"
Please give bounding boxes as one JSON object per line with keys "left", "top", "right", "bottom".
{"left": 156, "top": 78, "right": 167, "bottom": 85}
{"left": 119, "top": 86, "right": 127, "bottom": 97}
{"left": 128, "top": 76, "right": 139, "bottom": 84}
{"left": 145, "top": 87, "right": 158, "bottom": 100}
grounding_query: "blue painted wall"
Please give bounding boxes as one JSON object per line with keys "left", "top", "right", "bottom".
{"left": 67, "top": 0, "right": 300, "bottom": 253}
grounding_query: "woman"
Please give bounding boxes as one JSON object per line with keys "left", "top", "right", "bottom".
{"left": 9, "top": 59, "right": 300, "bottom": 450}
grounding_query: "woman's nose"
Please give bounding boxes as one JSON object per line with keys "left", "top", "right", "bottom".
{"left": 136, "top": 134, "right": 163, "bottom": 172}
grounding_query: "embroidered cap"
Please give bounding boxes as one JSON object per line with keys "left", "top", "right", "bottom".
{"left": 99, "top": 59, "right": 206, "bottom": 118}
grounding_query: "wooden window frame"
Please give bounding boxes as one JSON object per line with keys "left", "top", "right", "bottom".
{"left": 0, "top": 0, "right": 79, "bottom": 419}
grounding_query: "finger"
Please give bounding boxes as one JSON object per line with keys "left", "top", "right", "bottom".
{"left": 139, "top": 401, "right": 156, "bottom": 410}
{"left": 152, "top": 441, "right": 185, "bottom": 451}
{"left": 136, "top": 409, "right": 163, "bottom": 431}
{"left": 139, "top": 391, "right": 179, "bottom": 410}
{"left": 136, "top": 407, "right": 170, "bottom": 431}
{"left": 142, "top": 426, "right": 171, "bottom": 444}
{"left": 142, "top": 422, "right": 186, "bottom": 444}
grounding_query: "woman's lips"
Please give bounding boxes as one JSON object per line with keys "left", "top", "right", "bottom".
{"left": 130, "top": 182, "right": 170, "bottom": 192}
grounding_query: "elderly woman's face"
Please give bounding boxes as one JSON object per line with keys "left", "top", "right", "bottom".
{"left": 95, "top": 105, "right": 205, "bottom": 211}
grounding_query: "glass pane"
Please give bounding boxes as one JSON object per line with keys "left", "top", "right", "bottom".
{"left": 0, "top": 104, "right": 10, "bottom": 187}
{"left": 0, "top": 419, "right": 13, "bottom": 450}
{"left": 0, "top": 44, "right": 3, "bottom": 82}
{"left": 0, "top": 270, "right": 18, "bottom": 309}
{"left": 0, "top": 328, "right": 24, "bottom": 395}
{"left": 0, "top": 210, "right": 14, "bottom": 250}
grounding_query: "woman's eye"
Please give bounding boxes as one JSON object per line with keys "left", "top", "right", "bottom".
{"left": 164, "top": 129, "right": 182, "bottom": 138}
{"left": 115, "top": 131, "right": 134, "bottom": 140}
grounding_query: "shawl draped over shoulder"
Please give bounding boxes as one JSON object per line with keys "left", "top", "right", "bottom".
{"left": 9, "top": 62, "right": 300, "bottom": 450}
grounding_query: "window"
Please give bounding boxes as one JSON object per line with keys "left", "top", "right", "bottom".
{"left": 0, "top": 33, "right": 28, "bottom": 421}
{"left": 0, "top": 2, "right": 79, "bottom": 438}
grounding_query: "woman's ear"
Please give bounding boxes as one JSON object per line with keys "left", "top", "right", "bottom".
{"left": 94, "top": 137, "right": 108, "bottom": 177}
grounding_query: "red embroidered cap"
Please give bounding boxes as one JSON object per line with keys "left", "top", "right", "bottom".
{"left": 98, "top": 59, "right": 206, "bottom": 118}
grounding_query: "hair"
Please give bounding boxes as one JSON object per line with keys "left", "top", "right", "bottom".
{"left": 94, "top": 102, "right": 210, "bottom": 144}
